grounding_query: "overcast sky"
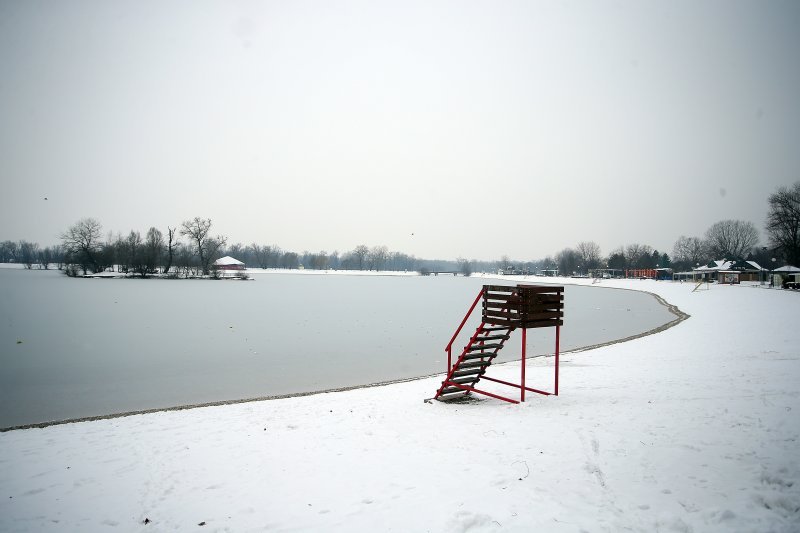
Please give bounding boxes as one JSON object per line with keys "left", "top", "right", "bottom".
{"left": 1, "top": 1, "right": 798, "bottom": 261}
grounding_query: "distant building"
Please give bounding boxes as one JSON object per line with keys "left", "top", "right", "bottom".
{"left": 680, "top": 259, "right": 766, "bottom": 283}
{"left": 213, "top": 256, "right": 246, "bottom": 271}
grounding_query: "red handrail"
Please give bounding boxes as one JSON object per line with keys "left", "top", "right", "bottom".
{"left": 444, "top": 287, "right": 484, "bottom": 371}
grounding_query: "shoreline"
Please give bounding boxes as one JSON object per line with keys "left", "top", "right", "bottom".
{"left": 0, "top": 279, "right": 688, "bottom": 433}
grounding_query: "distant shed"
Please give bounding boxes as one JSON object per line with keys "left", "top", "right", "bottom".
{"left": 213, "top": 256, "right": 246, "bottom": 271}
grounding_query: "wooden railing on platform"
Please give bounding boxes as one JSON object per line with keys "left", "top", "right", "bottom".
{"left": 482, "top": 285, "right": 564, "bottom": 329}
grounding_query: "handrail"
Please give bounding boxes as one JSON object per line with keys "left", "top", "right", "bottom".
{"left": 444, "top": 287, "right": 484, "bottom": 371}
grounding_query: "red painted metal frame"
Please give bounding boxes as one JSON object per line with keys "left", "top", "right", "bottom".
{"left": 444, "top": 382, "right": 519, "bottom": 404}
{"left": 438, "top": 285, "right": 561, "bottom": 404}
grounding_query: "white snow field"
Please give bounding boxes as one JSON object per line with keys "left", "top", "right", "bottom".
{"left": 1, "top": 277, "right": 798, "bottom": 532}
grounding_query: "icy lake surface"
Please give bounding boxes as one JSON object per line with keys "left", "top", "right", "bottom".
{"left": 0, "top": 269, "right": 675, "bottom": 427}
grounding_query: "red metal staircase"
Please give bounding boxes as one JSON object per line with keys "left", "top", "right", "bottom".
{"left": 435, "top": 284, "right": 564, "bottom": 404}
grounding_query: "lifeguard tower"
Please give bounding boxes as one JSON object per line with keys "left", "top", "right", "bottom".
{"left": 435, "top": 284, "right": 564, "bottom": 404}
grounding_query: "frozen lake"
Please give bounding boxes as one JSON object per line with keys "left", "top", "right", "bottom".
{"left": 0, "top": 269, "right": 676, "bottom": 428}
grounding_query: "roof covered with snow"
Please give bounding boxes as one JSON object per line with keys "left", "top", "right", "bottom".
{"left": 213, "top": 256, "right": 245, "bottom": 266}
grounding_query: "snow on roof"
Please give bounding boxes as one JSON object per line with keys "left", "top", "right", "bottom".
{"left": 694, "top": 260, "right": 732, "bottom": 271}
{"left": 694, "top": 259, "right": 767, "bottom": 272}
{"left": 773, "top": 265, "right": 800, "bottom": 272}
{"left": 213, "top": 256, "right": 245, "bottom": 266}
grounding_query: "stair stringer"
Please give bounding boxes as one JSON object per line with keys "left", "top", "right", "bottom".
{"left": 435, "top": 322, "right": 514, "bottom": 400}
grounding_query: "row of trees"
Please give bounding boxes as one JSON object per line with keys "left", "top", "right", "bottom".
{"left": 50, "top": 217, "right": 424, "bottom": 278}
{"left": 3, "top": 182, "right": 799, "bottom": 278}
{"left": 487, "top": 182, "right": 799, "bottom": 276}
{"left": 521, "top": 219, "right": 763, "bottom": 278}
{"left": 0, "top": 240, "right": 64, "bottom": 270}
{"left": 227, "top": 243, "right": 421, "bottom": 272}
{"left": 58, "top": 217, "right": 224, "bottom": 277}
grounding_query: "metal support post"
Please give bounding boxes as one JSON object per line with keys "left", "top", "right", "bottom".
{"left": 521, "top": 328, "right": 527, "bottom": 402}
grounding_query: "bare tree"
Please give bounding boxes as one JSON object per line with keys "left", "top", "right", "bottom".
{"left": 249, "top": 243, "right": 268, "bottom": 269}
{"left": 164, "top": 226, "right": 179, "bottom": 275}
{"left": 457, "top": 257, "right": 473, "bottom": 276}
{"left": 766, "top": 182, "right": 800, "bottom": 266}
{"left": 179, "top": 217, "right": 227, "bottom": 275}
{"left": 306, "top": 251, "right": 328, "bottom": 270}
{"left": 556, "top": 247, "right": 579, "bottom": 275}
{"left": 576, "top": 241, "right": 602, "bottom": 271}
{"left": 606, "top": 247, "right": 626, "bottom": 271}
{"left": 226, "top": 242, "right": 245, "bottom": 259}
{"left": 142, "top": 227, "right": 164, "bottom": 276}
{"left": 61, "top": 218, "right": 103, "bottom": 274}
{"left": 368, "top": 245, "right": 389, "bottom": 271}
{"left": 123, "top": 231, "right": 146, "bottom": 277}
{"left": 498, "top": 255, "right": 511, "bottom": 270}
{"left": 37, "top": 246, "right": 52, "bottom": 269}
{"left": 352, "top": 244, "right": 369, "bottom": 270}
{"left": 625, "top": 244, "right": 654, "bottom": 269}
{"left": 280, "top": 251, "right": 299, "bottom": 269}
{"left": 704, "top": 220, "right": 759, "bottom": 259}
{"left": 0, "top": 241, "right": 18, "bottom": 263}
{"left": 18, "top": 240, "right": 39, "bottom": 269}
{"left": 672, "top": 236, "right": 707, "bottom": 270}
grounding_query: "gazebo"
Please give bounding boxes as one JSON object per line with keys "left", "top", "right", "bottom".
{"left": 213, "top": 256, "right": 246, "bottom": 272}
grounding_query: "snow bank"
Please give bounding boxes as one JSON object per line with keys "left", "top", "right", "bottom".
{"left": 1, "top": 278, "right": 798, "bottom": 532}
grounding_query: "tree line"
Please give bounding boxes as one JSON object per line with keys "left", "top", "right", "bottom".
{"left": 4, "top": 216, "right": 425, "bottom": 278}
{"left": 484, "top": 182, "right": 800, "bottom": 276}
{"left": 2, "top": 182, "right": 799, "bottom": 278}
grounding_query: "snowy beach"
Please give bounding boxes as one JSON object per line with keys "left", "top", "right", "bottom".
{"left": 1, "top": 277, "right": 799, "bottom": 532}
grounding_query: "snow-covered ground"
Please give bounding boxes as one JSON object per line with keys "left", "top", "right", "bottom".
{"left": 1, "top": 277, "right": 798, "bottom": 532}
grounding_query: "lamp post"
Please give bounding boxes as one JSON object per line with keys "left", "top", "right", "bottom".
{"left": 771, "top": 257, "right": 776, "bottom": 287}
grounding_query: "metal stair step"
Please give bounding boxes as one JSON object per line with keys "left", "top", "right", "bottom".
{"left": 451, "top": 368, "right": 484, "bottom": 378}
{"left": 449, "top": 377, "right": 478, "bottom": 385}
{"left": 466, "top": 343, "right": 503, "bottom": 352}
{"left": 439, "top": 387, "right": 467, "bottom": 396}
{"left": 476, "top": 334, "right": 509, "bottom": 341}
{"left": 462, "top": 352, "right": 498, "bottom": 361}
{"left": 457, "top": 360, "right": 492, "bottom": 369}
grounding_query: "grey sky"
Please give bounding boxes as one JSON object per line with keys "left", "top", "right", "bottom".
{"left": 1, "top": 1, "right": 798, "bottom": 261}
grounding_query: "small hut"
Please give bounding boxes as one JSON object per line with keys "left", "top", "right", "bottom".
{"left": 213, "top": 256, "right": 246, "bottom": 272}
{"left": 772, "top": 265, "right": 800, "bottom": 288}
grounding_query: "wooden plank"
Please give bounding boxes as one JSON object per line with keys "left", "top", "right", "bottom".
{"left": 484, "top": 294, "right": 519, "bottom": 303}
{"left": 483, "top": 317, "right": 516, "bottom": 327}
{"left": 516, "top": 285, "right": 564, "bottom": 294}
{"left": 483, "top": 285, "right": 517, "bottom": 292}
{"left": 520, "top": 319, "right": 564, "bottom": 328}
{"left": 522, "top": 311, "right": 564, "bottom": 322}
{"left": 484, "top": 302, "right": 564, "bottom": 312}
{"left": 523, "top": 295, "right": 564, "bottom": 304}
{"left": 517, "top": 303, "right": 564, "bottom": 312}
{"left": 483, "top": 310, "right": 522, "bottom": 320}
{"left": 483, "top": 303, "right": 523, "bottom": 313}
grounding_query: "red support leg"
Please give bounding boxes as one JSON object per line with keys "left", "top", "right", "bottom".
{"left": 521, "top": 328, "right": 527, "bottom": 402}
{"left": 555, "top": 324, "right": 560, "bottom": 396}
